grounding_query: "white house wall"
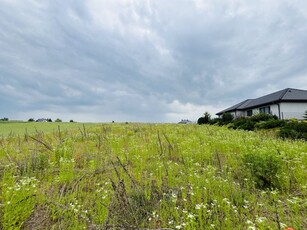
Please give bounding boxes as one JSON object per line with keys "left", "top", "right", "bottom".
{"left": 235, "top": 111, "right": 245, "bottom": 118}
{"left": 252, "top": 108, "right": 259, "bottom": 115}
{"left": 270, "top": 104, "right": 279, "bottom": 117}
{"left": 279, "top": 102, "right": 307, "bottom": 119}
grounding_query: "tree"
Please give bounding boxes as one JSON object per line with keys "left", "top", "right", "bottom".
{"left": 304, "top": 110, "right": 307, "bottom": 120}
{"left": 28, "top": 118, "right": 35, "bottom": 122}
{"left": 197, "top": 112, "right": 211, "bottom": 124}
{"left": 55, "top": 118, "right": 62, "bottom": 122}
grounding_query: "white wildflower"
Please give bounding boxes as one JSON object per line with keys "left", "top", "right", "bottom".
{"left": 256, "top": 217, "right": 266, "bottom": 223}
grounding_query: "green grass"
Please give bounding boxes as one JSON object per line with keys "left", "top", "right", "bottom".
{"left": 0, "top": 121, "right": 98, "bottom": 137}
{"left": 0, "top": 123, "right": 306, "bottom": 229}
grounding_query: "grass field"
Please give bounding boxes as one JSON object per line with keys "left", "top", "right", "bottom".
{"left": 0, "top": 121, "right": 98, "bottom": 137}
{"left": 0, "top": 123, "right": 306, "bottom": 229}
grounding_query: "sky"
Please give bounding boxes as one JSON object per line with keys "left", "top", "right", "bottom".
{"left": 1, "top": 0, "right": 307, "bottom": 122}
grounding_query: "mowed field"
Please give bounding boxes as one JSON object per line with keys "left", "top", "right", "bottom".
{"left": 0, "top": 122, "right": 306, "bottom": 229}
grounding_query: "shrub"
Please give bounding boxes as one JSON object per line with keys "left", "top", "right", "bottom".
{"left": 231, "top": 117, "right": 256, "bottom": 131}
{"left": 229, "top": 114, "right": 279, "bottom": 131}
{"left": 255, "top": 119, "right": 286, "bottom": 129}
{"left": 243, "top": 151, "right": 283, "bottom": 189}
{"left": 55, "top": 118, "right": 62, "bottom": 122}
{"left": 232, "top": 117, "right": 249, "bottom": 129}
{"left": 221, "top": 112, "right": 233, "bottom": 124}
{"left": 209, "top": 117, "right": 222, "bottom": 125}
{"left": 279, "top": 121, "right": 307, "bottom": 140}
{"left": 250, "top": 113, "right": 277, "bottom": 122}
{"left": 238, "top": 119, "right": 256, "bottom": 131}
{"left": 279, "top": 128, "right": 300, "bottom": 140}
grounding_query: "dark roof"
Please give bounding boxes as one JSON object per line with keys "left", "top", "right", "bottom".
{"left": 216, "top": 99, "right": 251, "bottom": 115}
{"left": 216, "top": 88, "right": 307, "bottom": 115}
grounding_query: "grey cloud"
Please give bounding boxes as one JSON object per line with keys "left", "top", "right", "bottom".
{"left": 1, "top": 0, "right": 307, "bottom": 122}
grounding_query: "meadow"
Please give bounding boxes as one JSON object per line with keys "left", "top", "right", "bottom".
{"left": 0, "top": 123, "right": 306, "bottom": 229}
{"left": 0, "top": 121, "right": 98, "bottom": 137}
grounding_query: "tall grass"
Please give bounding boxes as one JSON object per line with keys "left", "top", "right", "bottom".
{"left": 0, "top": 123, "right": 306, "bottom": 229}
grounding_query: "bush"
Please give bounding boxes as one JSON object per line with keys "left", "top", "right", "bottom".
{"left": 209, "top": 118, "right": 222, "bottom": 125}
{"left": 238, "top": 119, "right": 256, "bottom": 131}
{"left": 221, "top": 112, "right": 233, "bottom": 124}
{"left": 243, "top": 151, "right": 283, "bottom": 189}
{"left": 231, "top": 117, "right": 256, "bottom": 131}
{"left": 229, "top": 114, "right": 280, "bottom": 131}
{"left": 279, "top": 121, "right": 307, "bottom": 140}
{"left": 232, "top": 117, "right": 248, "bottom": 129}
{"left": 279, "top": 128, "right": 300, "bottom": 140}
{"left": 255, "top": 119, "right": 286, "bottom": 129}
{"left": 250, "top": 113, "right": 277, "bottom": 122}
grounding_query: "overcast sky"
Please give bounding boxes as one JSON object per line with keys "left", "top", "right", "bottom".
{"left": 1, "top": 0, "right": 307, "bottom": 122}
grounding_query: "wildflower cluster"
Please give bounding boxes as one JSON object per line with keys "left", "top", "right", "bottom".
{"left": 3, "top": 176, "right": 39, "bottom": 202}
{"left": 1, "top": 175, "right": 38, "bottom": 229}
{"left": 95, "top": 181, "right": 111, "bottom": 200}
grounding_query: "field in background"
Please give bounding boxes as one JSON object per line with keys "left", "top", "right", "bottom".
{"left": 0, "top": 122, "right": 99, "bottom": 137}
{"left": 0, "top": 123, "right": 306, "bottom": 229}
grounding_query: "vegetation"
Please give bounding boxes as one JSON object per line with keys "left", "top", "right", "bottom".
{"left": 198, "top": 112, "right": 307, "bottom": 141}
{"left": 197, "top": 112, "right": 211, "bottom": 124}
{"left": 0, "top": 122, "right": 97, "bottom": 137}
{"left": 221, "top": 112, "right": 234, "bottom": 124}
{"left": 0, "top": 123, "right": 306, "bottom": 229}
{"left": 279, "top": 121, "right": 307, "bottom": 141}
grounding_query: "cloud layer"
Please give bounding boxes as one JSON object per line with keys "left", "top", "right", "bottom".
{"left": 1, "top": 0, "right": 307, "bottom": 122}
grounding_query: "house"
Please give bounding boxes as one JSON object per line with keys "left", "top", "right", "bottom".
{"left": 36, "top": 118, "right": 48, "bottom": 122}
{"left": 216, "top": 88, "right": 307, "bottom": 120}
{"left": 178, "top": 119, "right": 193, "bottom": 124}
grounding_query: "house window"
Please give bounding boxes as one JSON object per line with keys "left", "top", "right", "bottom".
{"left": 247, "top": 110, "right": 253, "bottom": 116}
{"left": 259, "top": 106, "right": 270, "bottom": 114}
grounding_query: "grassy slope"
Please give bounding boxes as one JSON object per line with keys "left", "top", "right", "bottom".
{"left": 0, "top": 123, "right": 306, "bottom": 229}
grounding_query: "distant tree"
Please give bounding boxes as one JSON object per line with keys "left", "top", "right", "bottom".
{"left": 47, "top": 118, "right": 52, "bottom": 122}
{"left": 0, "top": 117, "right": 9, "bottom": 121}
{"left": 28, "top": 118, "right": 35, "bottom": 122}
{"left": 304, "top": 110, "right": 307, "bottom": 120}
{"left": 55, "top": 118, "right": 62, "bottom": 122}
{"left": 69, "top": 120, "right": 74, "bottom": 122}
{"left": 197, "top": 112, "right": 211, "bottom": 125}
